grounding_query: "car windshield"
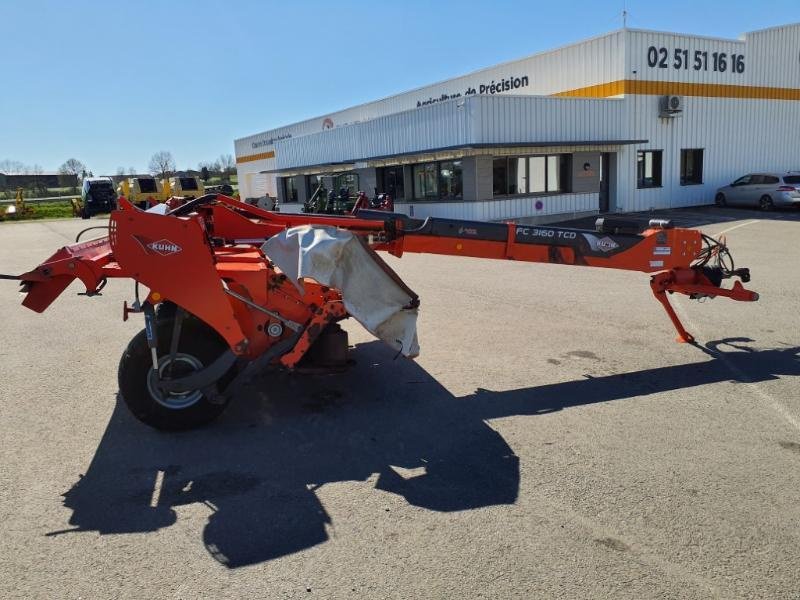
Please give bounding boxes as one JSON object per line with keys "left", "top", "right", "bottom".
{"left": 783, "top": 175, "right": 800, "bottom": 184}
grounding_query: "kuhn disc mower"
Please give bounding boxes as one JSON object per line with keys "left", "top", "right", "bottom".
{"left": 1, "top": 194, "right": 758, "bottom": 430}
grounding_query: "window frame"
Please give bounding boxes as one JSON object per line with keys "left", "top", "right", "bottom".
{"left": 679, "top": 148, "right": 704, "bottom": 186}
{"left": 333, "top": 172, "right": 359, "bottom": 197}
{"left": 283, "top": 176, "right": 299, "bottom": 202}
{"left": 636, "top": 150, "right": 663, "bottom": 189}
{"left": 412, "top": 160, "right": 463, "bottom": 201}
{"left": 378, "top": 165, "right": 405, "bottom": 201}
{"left": 493, "top": 154, "right": 571, "bottom": 197}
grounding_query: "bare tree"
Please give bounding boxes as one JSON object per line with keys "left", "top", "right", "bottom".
{"left": 128, "top": 167, "right": 137, "bottom": 176}
{"left": 30, "top": 164, "right": 47, "bottom": 195}
{"left": 58, "top": 158, "right": 87, "bottom": 191}
{"left": 218, "top": 154, "right": 235, "bottom": 174}
{"left": 0, "top": 159, "right": 27, "bottom": 174}
{"left": 149, "top": 151, "right": 176, "bottom": 179}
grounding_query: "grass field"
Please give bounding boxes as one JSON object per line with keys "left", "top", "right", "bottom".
{"left": 1, "top": 201, "right": 76, "bottom": 222}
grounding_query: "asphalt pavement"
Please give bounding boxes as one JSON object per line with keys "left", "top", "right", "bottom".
{"left": 0, "top": 207, "right": 798, "bottom": 599}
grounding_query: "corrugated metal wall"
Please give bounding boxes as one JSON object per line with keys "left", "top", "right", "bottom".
{"left": 274, "top": 95, "right": 627, "bottom": 169}
{"left": 620, "top": 24, "right": 800, "bottom": 212}
{"left": 274, "top": 99, "right": 473, "bottom": 169}
{"left": 472, "top": 96, "right": 629, "bottom": 144}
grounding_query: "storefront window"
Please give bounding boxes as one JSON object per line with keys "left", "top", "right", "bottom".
{"left": 529, "top": 156, "right": 545, "bottom": 193}
{"left": 378, "top": 166, "right": 405, "bottom": 200}
{"left": 493, "top": 158, "right": 508, "bottom": 195}
{"left": 283, "top": 176, "right": 298, "bottom": 202}
{"left": 680, "top": 149, "right": 703, "bottom": 185}
{"left": 546, "top": 156, "right": 560, "bottom": 192}
{"left": 438, "top": 161, "right": 462, "bottom": 199}
{"left": 334, "top": 172, "right": 359, "bottom": 196}
{"left": 495, "top": 154, "right": 570, "bottom": 196}
{"left": 637, "top": 150, "right": 662, "bottom": 188}
{"left": 509, "top": 158, "right": 526, "bottom": 194}
{"left": 413, "top": 162, "right": 438, "bottom": 199}
{"left": 306, "top": 175, "right": 325, "bottom": 200}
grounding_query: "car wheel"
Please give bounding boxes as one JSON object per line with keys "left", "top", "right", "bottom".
{"left": 759, "top": 195, "right": 774, "bottom": 211}
{"left": 715, "top": 193, "right": 726, "bottom": 207}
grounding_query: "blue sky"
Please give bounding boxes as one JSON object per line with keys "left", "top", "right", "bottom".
{"left": 1, "top": 0, "right": 797, "bottom": 175}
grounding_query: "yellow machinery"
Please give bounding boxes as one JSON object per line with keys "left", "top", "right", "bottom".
{"left": 165, "top": 176, "right": 204, "bottom": 199}
{"left": 70, "top": 198, "right": 83, "bottom": 217}
{"left": 0, "top": 188, "right": 34, "bottom": 220}
{"left": 117, "top": 177, "right": 164, "bottom": 208}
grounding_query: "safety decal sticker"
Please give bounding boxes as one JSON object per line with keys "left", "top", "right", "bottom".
{"left": 653, "top": 246, "right": 672, "bottom": 255}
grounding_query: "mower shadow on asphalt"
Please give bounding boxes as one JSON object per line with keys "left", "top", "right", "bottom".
{"left": 49, "top": 338, "right": 800, "bottom": 568}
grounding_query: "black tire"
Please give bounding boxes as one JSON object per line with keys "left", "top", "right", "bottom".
{"left": 759, "top": 195, "right": 774, "bottom": 211}
{"left": 81, "top": 207, "right": 91, "bottom": 219}
{"left": 118, "top": 317, "right": 235, "bottom": 430}
{"left": 715, "top": 193, "right": 726, "bottom": 207}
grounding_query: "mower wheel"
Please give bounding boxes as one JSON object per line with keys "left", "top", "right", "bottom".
{"left": 118, "top": 318, "right": 235, "bottom": 430}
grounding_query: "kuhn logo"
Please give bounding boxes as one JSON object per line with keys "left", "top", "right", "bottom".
{"left": 458, "top": 226, "right": 478, "bottom": 236}
{"left": 147, "top": 239, "right": 182, "bottom": 256}
{"left": 596, "top": 237, "right": 619, "bottom": 253}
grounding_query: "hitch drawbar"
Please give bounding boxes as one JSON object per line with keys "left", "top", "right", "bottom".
{"left": 1, "top": 195, "right": 759, "bottom": 430}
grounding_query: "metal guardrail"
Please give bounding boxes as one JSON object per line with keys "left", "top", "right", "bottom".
{"left": 0, "top": 195, "right": 80, "bottom": 205}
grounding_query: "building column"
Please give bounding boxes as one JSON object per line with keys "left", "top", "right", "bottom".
{"left": 473, "top": 155, "right": 494, "bottom": 201}
{"left": 354, "top": 168, "right": 378, "bottom": 196}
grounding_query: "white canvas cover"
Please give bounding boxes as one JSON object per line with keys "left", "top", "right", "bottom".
{"left": 262, "top": 225, "right": 420, "bottom": 357}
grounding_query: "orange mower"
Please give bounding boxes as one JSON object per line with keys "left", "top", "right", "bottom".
{"left": 0, "top": 194, "right": 758, "bottom": 430}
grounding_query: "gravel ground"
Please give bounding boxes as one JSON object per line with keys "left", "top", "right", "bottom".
{"left": 0, "top": 207, "right": 798, "bottom": 599}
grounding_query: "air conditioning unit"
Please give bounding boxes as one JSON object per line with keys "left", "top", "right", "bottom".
{"left": 659, "top": 95, "right": 683, "bottom": 117}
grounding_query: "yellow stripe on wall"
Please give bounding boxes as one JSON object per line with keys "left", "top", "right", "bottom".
{"left": 236, "top": 150, "right": 276, "bottom": 164}
{"left": 553, "top": 79, "right": 800, "bottom": 100}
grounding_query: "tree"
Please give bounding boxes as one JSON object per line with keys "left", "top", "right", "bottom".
{"left": 29, "top": 164, "right": 47, "bottom": 195}
{"left": 0, "top": 159, "right": 26, "bottom": 174}
{"left": 200, "top": 166, "right": 210, "bottom": 182}
{"left": 58, "top": 158, "right": 87, "bottom": 191}
{"left": 218, "top": 154, "right": 235, "bottom": 174}
{"left": 128, "top": 167, "right": 137, "bottom": 176}
{"left": 148, "top": 151, "right": 176, "bottom": 179}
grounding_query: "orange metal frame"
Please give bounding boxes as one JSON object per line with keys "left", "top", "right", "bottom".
{"left": 10, "top": 195, "right": 759, "bottom": 370}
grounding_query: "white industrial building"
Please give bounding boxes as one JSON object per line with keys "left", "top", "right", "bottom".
{"left": 235, "top": 23, "right": 800, "bottom": 222}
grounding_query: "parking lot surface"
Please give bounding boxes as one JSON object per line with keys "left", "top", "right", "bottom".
{"left": 0, "top": 207, "right": 799, "bottom": 599}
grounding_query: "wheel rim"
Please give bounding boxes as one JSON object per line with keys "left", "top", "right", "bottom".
{"left": 146, "top": 353, "right": 204, "bottom": 410}
{"left": 760, "top": 197, "right": 772, "bottom": 210}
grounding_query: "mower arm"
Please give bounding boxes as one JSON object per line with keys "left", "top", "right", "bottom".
{"left": 7, "top": 236, "right": 114, "bottom": 313}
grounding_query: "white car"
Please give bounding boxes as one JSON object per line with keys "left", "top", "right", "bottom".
{"left": 715, "top": 172, "right": 800, "bottom": 210}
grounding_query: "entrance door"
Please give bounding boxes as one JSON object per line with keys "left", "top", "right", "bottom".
{"left": 599, "top": 153, "right": 611, "bottom": 213}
